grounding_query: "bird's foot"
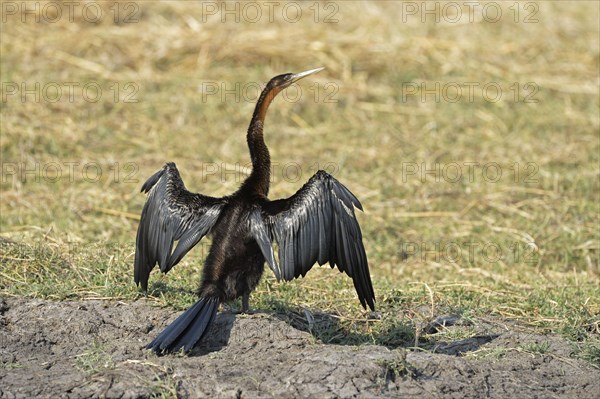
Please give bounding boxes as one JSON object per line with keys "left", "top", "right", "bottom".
{"left": 229, "top": 307, "right": 256, "bottom": 315}
{"left": 241, "top": 292, "right": 254, "bottom": 314}
{"left": 220, "top": 293, "right": 256, "bottom": 314}
{"left": 223, "top": 307, "right": 255, "bottom": 314}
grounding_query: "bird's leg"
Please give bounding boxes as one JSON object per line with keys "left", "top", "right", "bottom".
{"left": 228, "top": 293, "right": 255, "bottom": 314}
{"left": 241, "top": 292, "right": 259, "bottom": 314}
{"left": 242, "top": 292, "right": 251, "bottom": 313}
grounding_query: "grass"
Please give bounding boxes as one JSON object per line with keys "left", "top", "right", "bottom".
{"left": 377, "top": 354, "right": 420, "bottom": 381}
{"left": 1, "top": 1, "right": 599, "bottom": 365}
{"left": 520, "top": 341, "right": 551, "bottom": 355}
{"left": 466, "top": 340, "right": 558, "bottom": 361}
{"left": 75, "top": 341, "right": 115, "bottom": 375}
{"left": 74, "top": 345, "right": 180, "bottom": 396}
{"left": 0, "top": 361, "right": 25, "bottom": 370}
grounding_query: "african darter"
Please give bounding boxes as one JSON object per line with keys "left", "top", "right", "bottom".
{"left": 134, "top": 68, "right": 375, "bottom": 354}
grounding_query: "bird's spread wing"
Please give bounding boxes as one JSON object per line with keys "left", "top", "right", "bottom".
{"left": 134, "top": 162, "right": 225, "bottom": 291}
{"left": 250, "top": 170, "right": 375, "bottom": 310}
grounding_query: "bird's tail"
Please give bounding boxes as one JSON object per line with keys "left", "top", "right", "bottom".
{"left": 147, "top": 297, "right": 219, "bottom": 354}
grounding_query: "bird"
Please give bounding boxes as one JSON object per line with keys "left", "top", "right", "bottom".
{"left": 134, "top": 67, "right": 375, "bottom": 354}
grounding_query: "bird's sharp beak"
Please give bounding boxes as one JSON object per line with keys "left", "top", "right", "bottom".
{"left": 290, "top": 67, "right": 325, "bottom": 83}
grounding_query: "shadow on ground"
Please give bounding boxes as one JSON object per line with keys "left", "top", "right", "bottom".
{"left": 148, "top": 297, "right": 502, "bottom": 360}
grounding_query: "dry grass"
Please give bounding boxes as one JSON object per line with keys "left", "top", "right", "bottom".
{"left": 1, "top": 1, "right": 598, "bottom": 364}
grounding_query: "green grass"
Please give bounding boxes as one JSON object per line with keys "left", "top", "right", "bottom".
{"left": 519, "top": 341, "right": 551, "bottom": 355}
{"left": 1, "top": 1, "right": 599, "bottom": 365}
{"left": 75, "top": 341, "right": 115, "bottom": 375}
{"left": 377, "top": 355, "right": 420, "bottom": 381}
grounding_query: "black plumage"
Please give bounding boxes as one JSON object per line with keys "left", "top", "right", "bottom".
{"left": 135, "top": 68, "right": 375, "bottom": 354}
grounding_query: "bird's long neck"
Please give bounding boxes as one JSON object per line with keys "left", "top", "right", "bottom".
{"left": 245, "top": 86, "right": 281, "bottom": 196}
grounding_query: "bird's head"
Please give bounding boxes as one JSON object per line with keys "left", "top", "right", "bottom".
{"left": 251, "top": 67, "right": 325, "bottom": 124}
{"left": 266, "top": 67, "right": 325, "bottom": 92}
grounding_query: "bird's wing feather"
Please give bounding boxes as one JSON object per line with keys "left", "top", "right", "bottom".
{"left": 250, "top": 170, "right": 374, "bottom": 310}
{"left": 134, "top": 162, "right": 225, "bottom": 291}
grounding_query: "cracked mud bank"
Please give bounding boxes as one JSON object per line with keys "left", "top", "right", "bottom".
{"left": 0, "top": 298, "right": 598, "bottom": 398}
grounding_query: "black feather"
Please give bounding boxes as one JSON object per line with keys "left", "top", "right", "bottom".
{"left": 146, "top": 298, "right": 219, "bottom": 354}
{"left": 250, "top": 171, "right": 375, "bottom": 311}
{"left": 134, "top": 163, "right": 225, "bottom": 291}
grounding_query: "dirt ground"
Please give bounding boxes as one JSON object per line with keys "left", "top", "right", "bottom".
{"left": 0, "top": 297, "right": 598, "bottom": 399}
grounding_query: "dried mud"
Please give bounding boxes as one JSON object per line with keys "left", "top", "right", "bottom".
{"left": 1, "top": 298, "right": 598, "bottom": 398}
